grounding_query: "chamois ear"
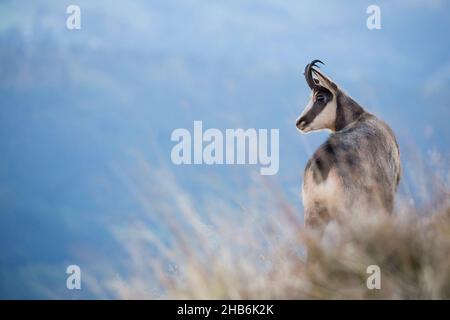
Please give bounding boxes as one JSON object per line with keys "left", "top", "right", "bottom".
{"left": 313, "top": 69, "right": 338, "bottom": 93}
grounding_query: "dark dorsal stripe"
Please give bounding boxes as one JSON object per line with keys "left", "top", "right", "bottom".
{"left": 335, "top": 92, "right": 366, "bottom": 131}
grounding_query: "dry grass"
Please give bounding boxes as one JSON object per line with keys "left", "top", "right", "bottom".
{"left": 102, "top": 158, "right": 450, "bottom": 300}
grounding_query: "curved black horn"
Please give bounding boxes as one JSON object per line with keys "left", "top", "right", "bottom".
{"left": 304, "top": 59, "right": 324, "bottom": 89}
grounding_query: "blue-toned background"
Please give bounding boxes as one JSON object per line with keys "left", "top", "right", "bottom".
{"left": 1, "top": 0, "right": 449, "bottom": 298}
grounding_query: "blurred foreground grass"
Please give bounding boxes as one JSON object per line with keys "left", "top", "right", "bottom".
{"left": 103, "top": 157, "right": 450, "bottom": 299}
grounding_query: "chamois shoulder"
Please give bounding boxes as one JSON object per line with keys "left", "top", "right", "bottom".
{"left": 305, "top": 135, "right": 360, "bottom": 185}
{"left": 305, "top": 116, "right": 372, "bottom": 185}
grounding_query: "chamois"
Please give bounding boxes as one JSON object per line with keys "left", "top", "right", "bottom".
{"left": 296, "top": 60, "right": 401, "bottom": 230}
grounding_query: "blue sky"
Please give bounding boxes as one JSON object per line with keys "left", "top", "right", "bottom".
{"left": 0, "top": 0, "right": 449, "bottom": 298}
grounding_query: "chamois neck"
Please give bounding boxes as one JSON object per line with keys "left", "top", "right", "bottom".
{"left": 335, "top": 91, "right": 366, "bottom": 131}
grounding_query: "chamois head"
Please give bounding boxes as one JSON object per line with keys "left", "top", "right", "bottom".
{"left": 296, "top": 60, "right": 340, "bottom": 133}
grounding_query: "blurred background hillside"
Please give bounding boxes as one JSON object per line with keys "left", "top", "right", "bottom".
{"left": 0, "top": 0, "right": 449, "bottom": 298}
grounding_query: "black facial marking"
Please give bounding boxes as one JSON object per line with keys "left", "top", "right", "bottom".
{"left": 299, "top": 87, "right": 333, "bottom": 127}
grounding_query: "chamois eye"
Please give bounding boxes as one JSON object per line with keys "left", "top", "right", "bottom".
{"left": 316, "top": 94, "right": 325, "bottom": 102}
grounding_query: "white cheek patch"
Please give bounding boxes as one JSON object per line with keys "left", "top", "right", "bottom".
{"left": 308, "top": 98, "right": 337, "bottom": 131}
